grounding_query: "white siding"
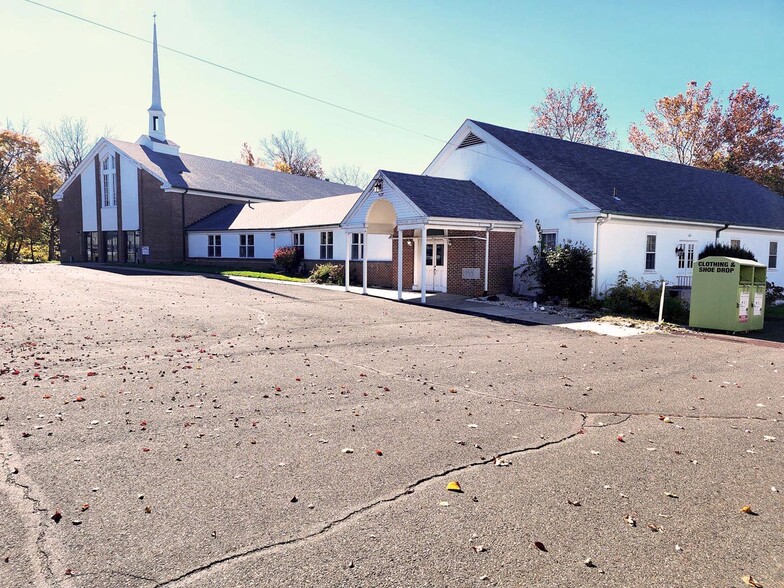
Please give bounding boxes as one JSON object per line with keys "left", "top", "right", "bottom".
{"left": 188, "top": 233, "right": 208, "bottom": 258}
{"left": 342, "top": 184, "right": 424, "bottom": 230}
{"left": 366, "top": 233, "right": 392, "bottom": 261}
{"left": 101, "top": 207, "right": 117, "bottom": 231}
{"left": 80, "top": 160, "right": 97, "bottom": 231}
{"left": 120, "top": 153, "right": 139, "bottom": 230}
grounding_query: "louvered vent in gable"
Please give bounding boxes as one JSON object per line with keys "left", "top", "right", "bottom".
{"left": 456, "top": 132, "right": 485, "bottom": 149}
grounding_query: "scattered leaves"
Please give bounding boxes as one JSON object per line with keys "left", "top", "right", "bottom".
{"left": 533, "top": 541, "right": 547, "bottom": 552}
{"left": 446, "top": 481, "right": 463, "bottom": 493}
{"left": 742, "top": 575, "right": 764, "bottom": 587}
{"left": 740, "top": 505, "right": 757, "bottom": 515}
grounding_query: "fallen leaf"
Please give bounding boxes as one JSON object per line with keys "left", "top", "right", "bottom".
{"left": 341, "top": 448, "right": 354, "bottom": 454}
{"left": 446, "top": 481, "right": 463, "bottom": 493}
{"left": 534, "top": 541, "right": 547, "bottom": 552}
{"left": 144, "top": 506, "right": 152, "bottom": 514}
{"left": 740, "top": 505, "right": 757, "bottom": 515}
{"left": 624, "top": 514, "right": 636, "bottom": 527}
{"left": 438, "top": 501, "right": 449, "bottom": 507}
{"left": 51, "top": 511, "right": 62, "bottom": 523}
{"left": 494, "top": 456, "right": 511, "bottom": 467}
{"left": 742, "top": 575, "right": 764, "bottom": 587}
{"left": 472, "top": 544, "right": 486, "bottom": 553}
{"left": 647, "top": 523, "right": 663, "bottom": 533}
{"left": 763, "top": 435, "right": 776, "bottom": 442}
{"left": 665, "top": 492, "right": 679, "bottom": 498}
{"left": 290, "top": 496, "right": 298, "bottom": 503}
{"left": 375, "top": 449, "right": 383, "bottom": 456}
{"left": 584, "top": 558, "right": 596, "bottom": 567}
{"left": 81, "top": 504, "right": 89, "bottom": 512}
{"left": 567, "top": 499, "right": 581, "bottom": 507}
{"left": 75, "top": 396, "right": 85, "bottom": 402}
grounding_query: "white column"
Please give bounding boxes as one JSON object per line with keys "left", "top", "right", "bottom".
{"left": 344, "top": 232, "right": 351, "bottom": 292}
{"left": 362, "top": 231, "right": 368, "bottom": 295}
{"left": 397, "top": 228, "right": 403, "bottom": 300}
{"left": 420, "top": 226, "right": 427, "bottom": 304}
{"left": 484, "top": 227, "right": 490, "bottom": 296}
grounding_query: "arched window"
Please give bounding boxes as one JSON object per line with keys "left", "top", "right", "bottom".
{"left": 101, "top": 155, "right": 117, "bottom": 207}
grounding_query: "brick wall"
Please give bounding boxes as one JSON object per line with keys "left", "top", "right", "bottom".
{"left": 58, "top": 181, "right": 83, "bottom": 262}
{"left": 446, "top": 230, "right": 515, "bottom": 297}
{"left": 391, "top": 229, "right": 415, "bottom": 290}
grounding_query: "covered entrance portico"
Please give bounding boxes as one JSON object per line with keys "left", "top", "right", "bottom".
{"left": 341, "top": 171, "right": 522, "bottom": 304}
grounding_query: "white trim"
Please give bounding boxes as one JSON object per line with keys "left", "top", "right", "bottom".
{"left": 53, "top": 138, "right": 112, "bottom": 200}
{"left": 164, "top": 187, "right": 272, "bottom": 202}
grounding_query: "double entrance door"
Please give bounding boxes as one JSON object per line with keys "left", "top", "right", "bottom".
{"left": 425, "top": 238, "right": 447, "bottom": 292}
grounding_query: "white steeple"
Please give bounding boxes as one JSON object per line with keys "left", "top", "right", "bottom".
{"left": 147, "top": 14, "right": 166, "bottom": 142}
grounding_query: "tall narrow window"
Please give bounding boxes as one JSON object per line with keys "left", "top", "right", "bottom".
{"left": 540, "top": 232, "right": 557, "bottom": 251}
{"left": 770, "top": 241, "right": 778, "bottom": 269}
{"left": 126, "top": 231, "right": 140, "bottom": 263}
{"left": 645, "top": 235, "right": 657, "bottom": 271}
{"left": 294, "top": 232, "right": 305, "bottom": 257}
{"left": 239, "top": 234, "right": 255, "bottom": 258}
{"left": 105, "top": 231, "right": 118, "bottom": 262}
{"left": 101, "top": 155, "right": 117, "bottom": 207}
{"left": 351, "top": 233, "right": 364, "bottom": 260}
{"left": 320, "top": 231, "right": 333, "bottom": 260}
{"left": 208, "top": 235, "right": 222, "bottom": 257}
{"left": 153, "top": 116, "right": 159, "bottom": 131}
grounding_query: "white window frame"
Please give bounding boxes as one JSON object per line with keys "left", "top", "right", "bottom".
{"left": 645, "top": 234, "right": 657, "bottom": 272}
{"left": 207, "top": 234, "right": 222, "bottom": 258}
{"left": 770, "top": 241, "right": 778, "bottom": 270}
{"left": 101, "top": 155, "right": 117, "bottom": 208}
{"left": 351, "top": 233, "right": 364, "bottom": 260}
{"left": 320, "top": 231, "right": 333, "bottom": 260}
{"left": 239, "top": 234, "right": 255, "bottom": 258}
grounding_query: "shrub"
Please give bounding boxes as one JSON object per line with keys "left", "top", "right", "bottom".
{"left": 698, "top": 242, "right": 756, "bottom": 261}
{"left": 767, "top": 281, "right": 784, "bottom": 306}
{"left": 517, "top": 222, "right": 593, "bottom": 304}
{"left": 309, "top": 263, "right": 344, "bottom": 285}
{"left": 273, "top": 246, "right": 301, "bottom": 274}
{"left": 603, "top": 271, "right": 689, "bottom": 324}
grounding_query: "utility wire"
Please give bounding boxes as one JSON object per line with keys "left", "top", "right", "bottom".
{"left": 22, "top": 0, "right": 532, "bottom": 174}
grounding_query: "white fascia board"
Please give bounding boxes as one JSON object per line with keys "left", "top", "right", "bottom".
{"left": 53, "top": 138, "right": 111, "bottom": 200}
{"left": 424, "top": 120, "right": 601, "bottom": 212}
{"left": 569, "top": 210, "right": 607, "bottom": 220}
{"left": 187, "top": 223, "right": 342, "bottom": 234}
{"left": 606, "top": 214, "right": 727, "bottom": 230}
{"left": 425, "top": 217, "right": 522, "bottom": 230}
{"left": 165, "top": 187, "right": 272, "bottom": 202}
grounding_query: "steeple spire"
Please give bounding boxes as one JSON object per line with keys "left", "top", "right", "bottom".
{"left": 147, "top": 13, "right": 166, "bottom": 142}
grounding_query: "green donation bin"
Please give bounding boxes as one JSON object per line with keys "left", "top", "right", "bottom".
{"left": 689, "top": 256, "right": 767, "bottom": 332}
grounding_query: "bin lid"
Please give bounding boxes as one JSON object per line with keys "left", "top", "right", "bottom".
{"left": 699, "top": 256, "right": 767, "bottom": 268}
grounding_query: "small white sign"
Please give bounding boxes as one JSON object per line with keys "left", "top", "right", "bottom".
{"left": 141, "top": 246, "right": 150, "bottom": 256}
{"left": 462, "top": 268, "right": 480, "bottom": 280}
{"left": 739, "top": 291, "right": 750, "bottom": 323}
{"left": 754, "top": 293, "right": 763, "bottom": 316}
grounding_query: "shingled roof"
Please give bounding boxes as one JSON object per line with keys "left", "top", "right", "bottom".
{"left": 471, "top": 120, "right": 784, "bottom": 231}
{"left": 187, "top": 192, "right": 361, "bottom": 231}
{"left": 108, "top": 139, "right": 360, "bottom": 201}
{"left": 381, "top": 171, "right": 520, "bottom": 222}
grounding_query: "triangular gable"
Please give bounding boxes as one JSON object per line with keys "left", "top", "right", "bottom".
{"left": 341, "top": 171, "right": 428, "bottom": 231}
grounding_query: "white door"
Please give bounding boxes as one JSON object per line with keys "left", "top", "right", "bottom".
{"left": 676, "top": 241, "right": 696, "bottom": 287}
{"left": 426, "top": 239, "right": 447, "bottom": 292}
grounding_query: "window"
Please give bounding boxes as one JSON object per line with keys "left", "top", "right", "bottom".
{"left": 351, "top": 233, "right": 364, "bottom": 260}
{"left": 85, "top": 232, "right": 98, "bottom": 262}
{"left": 645, "top": 235, "right": 656, "bottom": 271}
{"left": 730, "top": 239, "right": 741, "bottom": 248}
{"left": 126, "top": 231, "right": 140, "bottom": 263}
{"left": 540, "top": 232, "right": 557, "bottom": 251}
{"left": 153, "top": 116, "right": 159, "bottom": 131}
{"left": 104, "top": 231, "right": 118, "bottom": 262}
{"left": 770, "top": 241, "right": 778, "bottom": 269}
{"left": 239, "top": 234, "right": 255, "bottom": 258}
{"left": 101, "top": 155, "right": 117, "bottom": 207}
{"left": 426, "top": 243, "right": 445, "bottom": 266}
{"left": 293, "top": 232, "right": 305, "bottom": 257}
{"left": 208, "top": 235, "right": 222, "bottom": 257}
{"left": 320, "top": 231, "right": 333, "bottom": 260}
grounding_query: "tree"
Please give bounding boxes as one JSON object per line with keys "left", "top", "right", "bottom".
{"left": 239, "top": 142, "right": 257, "bottom": 166}
{"left": 629, "top": 81, "right": 784, "bottom": 194}
{"left": 259, "top": 130, "right": 324, "bottom": 179}
{"left": 628, "top": 81, "right": 720, "bottom": 165}
{"left": 530, "top": 84, "right": 617, "bottom": 147}
{"left": 704, "top": 83, "right": 784, "bottom": 190}
{"left": 40, "top": 116, "right": 91, "bottom": 177}
{"left": 0, "top": 129, "right": 60, "bottom": 261}
{"left": 329, "top": 164, "right": 370, "bottom": 188}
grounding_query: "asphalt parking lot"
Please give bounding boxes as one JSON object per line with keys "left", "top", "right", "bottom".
{"left": 1, "top": 264, "right": 782, "bottom": 588}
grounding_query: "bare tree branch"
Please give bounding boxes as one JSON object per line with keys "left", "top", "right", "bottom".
{"left": 329, "top": 164, "right": 369, "bottom": 188}
{"left": 259, "top": 129, "right": 324, "bottom": 179}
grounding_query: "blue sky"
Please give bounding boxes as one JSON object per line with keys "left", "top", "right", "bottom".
{"left": 2, "top": 0, "right": 783, "bottom": 178}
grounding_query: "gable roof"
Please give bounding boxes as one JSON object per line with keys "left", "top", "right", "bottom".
{"left": 106, "top": 138, "right": 359, "bottom": 201}
{"left": 381, "top": 170, "right": 519, "bottom": 222}
{"left": 186, "top": 191, "right": 361, "bottom": 231}
{"left": 471, "top": 120, "right": 784, "bottom": 230}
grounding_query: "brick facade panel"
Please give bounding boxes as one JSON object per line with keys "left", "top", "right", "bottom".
{"left": 58, "top": 181, "right": 83, "bottom": 262}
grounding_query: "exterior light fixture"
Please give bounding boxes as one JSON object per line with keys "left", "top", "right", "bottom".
{"left": 675, "top": 244, "right": 684, "bottom": 256}
{"left": 270, "top": 232, "right": 276, "bottom": 239}
{"left": 373, "top": 177, "right": 383, "bottom": 193}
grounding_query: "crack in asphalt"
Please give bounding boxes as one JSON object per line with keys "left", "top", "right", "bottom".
{"left": 0, "top": 437, "right": 56, "bottom": 587}
{"left": 152, "top": 413, "right": 588, "bottom": 587}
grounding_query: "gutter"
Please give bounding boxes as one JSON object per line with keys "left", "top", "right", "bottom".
{"left": 593, "top": 214, "right": 608, "bottom": 297}
{"left": 715, "top": 223, "right": 730, "bottom": 243}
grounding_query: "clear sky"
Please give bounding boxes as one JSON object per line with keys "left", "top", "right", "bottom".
{"left": 2, "top": 0, "right": 783, "bottom": 178}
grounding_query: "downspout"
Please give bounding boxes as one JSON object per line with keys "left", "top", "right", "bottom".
{"left": 715, "top": 223, "right": 729, "bottom": 244}
{"left": 181, "top": 189, "right": 188, "bottom": 262}
{"left": 592, "top": 214, "right": 607, "bottom": 297}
